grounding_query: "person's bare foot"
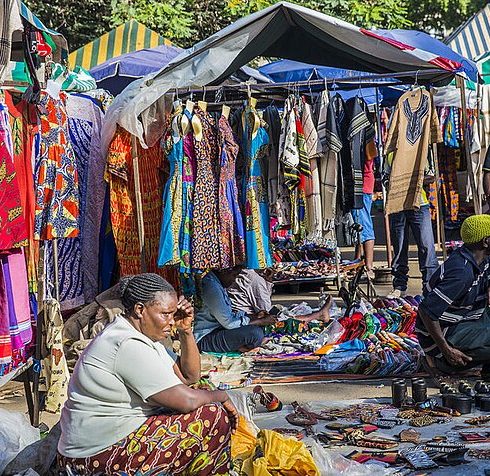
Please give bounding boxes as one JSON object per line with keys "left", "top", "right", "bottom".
{"left": 294, "top": 296, "right": 333, "bottom": 323}
{"left": 319, "top": 295, "right": 332, "bottom": 322}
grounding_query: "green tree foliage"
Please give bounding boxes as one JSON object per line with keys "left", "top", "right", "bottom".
{"left": 23, "top": 0, "right": 490, "bottom": 53}
{"left": 405, "top": 0, "right": 487, "bottom": 37}
{"left": 110, "top": 0, "right": 195, "bottom": 43}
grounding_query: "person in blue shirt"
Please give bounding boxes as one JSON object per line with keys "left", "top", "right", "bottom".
{"left": 193, "top": 268, "right": 277, "bottom": 353}
{"left": 417, "top": 215, "right": 490, "bottom": 376}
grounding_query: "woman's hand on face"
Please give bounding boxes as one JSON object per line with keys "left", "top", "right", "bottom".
{"left": 174, "top": 296, "right": 194, "bottom": 333}
{"left": 222, "top": 399, "right": 239, "bottom": 433}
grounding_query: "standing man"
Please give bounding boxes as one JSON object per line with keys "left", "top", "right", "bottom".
{"left": 352, "top": 138, "right": 377, "bottom": 279}
{"left": 385, "top": 161, "right": 439, "bottom": 298}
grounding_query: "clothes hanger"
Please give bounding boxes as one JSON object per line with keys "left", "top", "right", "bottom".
{"left": 185, "top": 87, "right": 195, "bottom": 114}
{"left": 215, "top": 87, "right": 230, "bottom": 119}
{"left": 198, "top": 85, "right": 208, "bottom": 112}
{"left": 358, "top": 75, "right": 364, "bottom": 100}
{"left": 410, "top": 70, "right": 422, "bottom": 97}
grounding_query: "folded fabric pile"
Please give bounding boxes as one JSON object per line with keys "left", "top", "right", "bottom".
{"left": 200, "top": 353, "right": 253, "bottom": 389}
{"left": 319, "top": 297, "right": 423, "bottom": 376}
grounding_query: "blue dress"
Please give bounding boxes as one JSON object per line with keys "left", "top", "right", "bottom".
{"left": 242, "top": 108, "right": 273, "bottom": 269}
{"left": 157, "top": 113, "right": 183, "bottom": 267}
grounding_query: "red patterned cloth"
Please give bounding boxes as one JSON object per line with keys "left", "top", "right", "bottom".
{"left": 4, "top": 91, "right": 39, "bottom": 290}
{"left": 0, "top": 102, "right": 27, "bottom": 251}
{"left": 59, "top": 403, "right": 231, "bottom": 476}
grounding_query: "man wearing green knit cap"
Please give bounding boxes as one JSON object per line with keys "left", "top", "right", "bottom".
{"left": 416, "top": 215, "right": 490, "bottom": 375}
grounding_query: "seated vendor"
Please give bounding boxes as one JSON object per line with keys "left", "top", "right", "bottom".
{"left": 194, "top": 268, "right": 278, "bottom": 353}
{"left": 416, "top": 215, "right": 490, "bottom": 376}
{"left": 58, "top": 273, "right": 238, "bottom": 476}
{"left": 227, "top": 268, "right": 333, "bottom": 322}
{"left": 227, "top": 268, "right": 274, "bottom": 317}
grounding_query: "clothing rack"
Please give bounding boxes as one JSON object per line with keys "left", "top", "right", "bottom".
{"left": 130, "top": 69, "right": 478, "bottom": 287}
{"left": 169, "top": 69, "right": 458, "bottom": 100}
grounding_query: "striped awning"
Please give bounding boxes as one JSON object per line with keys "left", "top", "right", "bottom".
{"left": 69, "top": 20, "right": 171, "bottom": 70}
{"left": 445, "top": 4, "right": 490, "bottom": 60}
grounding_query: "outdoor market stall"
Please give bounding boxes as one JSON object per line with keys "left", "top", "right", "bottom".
{"left": 0, "top": 0, "right": 484, "bottom": 431}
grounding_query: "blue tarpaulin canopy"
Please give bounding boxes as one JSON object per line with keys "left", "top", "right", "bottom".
{"left": 90, "top": 44, "right": 272, "bottom": 95}
{"left": 90, "top": 44, "right": 183, "bottom": 95}
{"left": 259, "top": 60, "right": 406, "bottom": 106}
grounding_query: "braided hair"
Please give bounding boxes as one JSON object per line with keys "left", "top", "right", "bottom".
{"left": 119, "top": 273, "right": 175, "bottom": 312}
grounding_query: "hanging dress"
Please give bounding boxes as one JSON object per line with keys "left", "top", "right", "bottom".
{"left": 34, "top": 92, "right": 80, "bottom": 240}
{"left": 0, "top": 102, "right": 27, "bottom": 251}
{"left": 242, "top": 106, "right": 272, "bottom": 269}
{"left": 158, "top": 111, "right": 184, "bottom": 267}
{"left": 191, "top": 107, "right": 221, "bottom": 271}
{"left": 180, "top": 110, "right": 196, "bottom": 274}
{"left": 4, "top": 90, "right": 39, "bottom": 291}
{"left": 218, "top": 114, "right": 245, "bottom": 268}
{"left": 106, "top": 127, "right": 178, "bottom": 288}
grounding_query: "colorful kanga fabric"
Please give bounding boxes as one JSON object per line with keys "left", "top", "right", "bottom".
{"left": 192, "top": 107, "right": 222, "bottom": 270}
{"left": 44, "top": 95, "right": 98, "bottom": 310}
{"left": 0, "top": 250, "right": 32, "bottom": 377}
{"left": 242, "top": 106, "right": 273, "bottom": 269}
{"left": 0, "top": 102, "right": 28, "bottom": 251}
{"left": 218, "top": 114, "right": 245, "bottom": 268}
{"left": 59, "top": 403, "right": 232, "bottom": 476}
{"left": 158, "top": 111, "right": 184, "bottom": 267}
{"left": 105, "top": 127, "right": 178, "bottom": 286}
{"left": 34, "top": 92, "right": 80, "bottom": 240}
{"left": 3, "top": 91, "right": 39, "bottom": 290}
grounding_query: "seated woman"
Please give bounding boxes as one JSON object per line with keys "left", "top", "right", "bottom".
{"left": 417, "top": 215, "right": 490, "bottom": 377}
{"left": 58, "top": 273, "right": 238, "bottom": 476}
{"left": 193, "top": 268, "right": 278, "bottom": 353}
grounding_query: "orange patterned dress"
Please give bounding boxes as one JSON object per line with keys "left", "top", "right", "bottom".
{"left": 105, "top": 128, "right": 177, "bottom": 285}
{"left": 34, "top": 92, "right": 79, "bottom": 240}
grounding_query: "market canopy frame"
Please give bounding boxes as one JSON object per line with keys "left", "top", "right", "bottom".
{"left": 103, "top": 1, "right": 472, "bottom": 148}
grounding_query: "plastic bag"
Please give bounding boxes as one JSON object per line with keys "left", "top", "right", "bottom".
{"left": 0, "top": 409, "right": 40, "bottom": 474}
{"left": 309, "top": 441, "right": 395, "bottom": 476}
{"left": 310, "top": 319, "right": 345, "bottom": 350}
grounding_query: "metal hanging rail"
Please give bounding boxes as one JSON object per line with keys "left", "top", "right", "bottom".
{"left": 167, "top": 68, "right": 459, "bottom": 98}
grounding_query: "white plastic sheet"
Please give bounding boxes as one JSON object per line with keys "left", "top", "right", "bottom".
{"left": 0, "top": 409, "right": 39, "bottom": 474}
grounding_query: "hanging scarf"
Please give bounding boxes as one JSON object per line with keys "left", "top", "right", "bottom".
{"left": 346, "top": 96, "right": 372, "bottom": 210}
{"left": 317, "top": 91, "right": 342, "bottom": 230}
{"left": 279, "top": 96, "right": 300, "bottom": 190}
{"left": 302, "top": 100, "right": 322, "bottom": 239}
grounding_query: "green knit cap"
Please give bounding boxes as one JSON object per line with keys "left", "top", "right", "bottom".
{"left": 461, "top": 214, "right": 490, "bottom": 244}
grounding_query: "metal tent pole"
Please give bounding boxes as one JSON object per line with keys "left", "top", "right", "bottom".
{"left": 373, "top": 88, "right": 393, "bottom": 267}
{"left": 456, "top": 75, "right": 481, "bottom": 214}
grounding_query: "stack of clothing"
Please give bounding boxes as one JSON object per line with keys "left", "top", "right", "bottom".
{"left": 319, "top": 297, "right": 422, "bottom": 376}
{"left": 250, "top": 297, "right": 422, "bottom": 383}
